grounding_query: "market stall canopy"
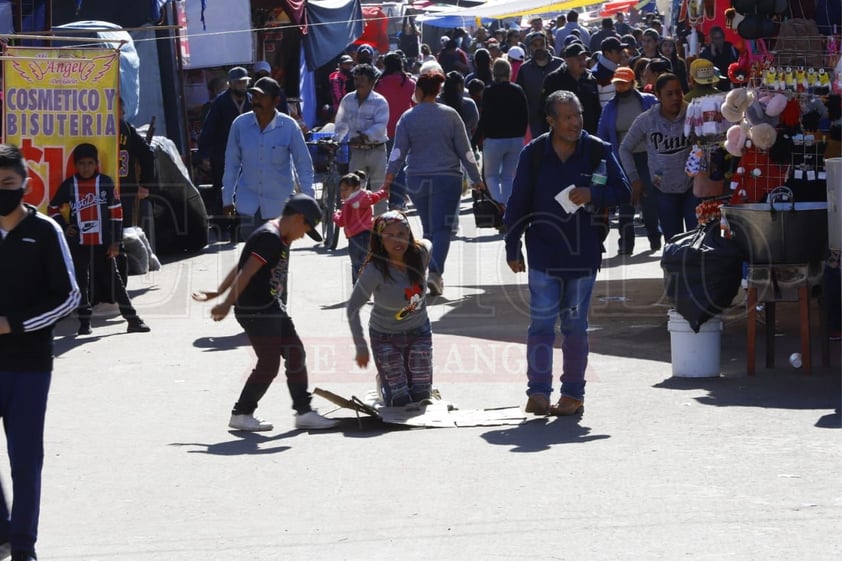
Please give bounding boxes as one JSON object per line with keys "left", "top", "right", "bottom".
{"left": 420, "top": 0, "right": 593, "bottom": 21}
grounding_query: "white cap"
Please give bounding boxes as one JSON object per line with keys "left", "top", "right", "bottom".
{"left": 507, "top": 46, "right": 525, "bottom": 61}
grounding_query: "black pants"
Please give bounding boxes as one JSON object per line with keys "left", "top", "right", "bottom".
{"left": 233, "top": 313, "right": 312, "bottom": 415}
{"left": 72, "top": 244, "right": 137, "bottom": 322}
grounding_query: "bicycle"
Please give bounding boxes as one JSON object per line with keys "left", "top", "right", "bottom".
{"left": 306, "top": 138, "right": 343, "bottom": 250}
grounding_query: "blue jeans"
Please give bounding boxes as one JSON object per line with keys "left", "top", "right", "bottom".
{"left": 656, "top": 189, "right": 699, "bottom": 242}
{"left": 386, "top": 138, "right": 408, "bottom": 209}
{"left": 348, "top": 231, "right": 370, "bottom": 285}
{"left": 482, "top": 137, "right": 522, "bottom": 206}
{"left": 407, "top": 174, "right": 462, "bottom": 276}
{"left": 370, "top": 322, "right": 433, "bottom": 406}
{"left": 0, "top": 370, "right": 51, "bottom": 556}
{"left": 618, "top": 152, "right": 661, "bottom": 251}
{"left": 526, "top": 269, "right": 596, "bottom": 400}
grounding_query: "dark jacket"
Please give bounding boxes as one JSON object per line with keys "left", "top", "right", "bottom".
{"left": 198, "top": 89, "right": 252, "bottom": 166}
{"left": 504, "top": 131, "right": 630, "bottom": 277}
{"left": 542, "top": 64, "right": 602, "bottom": 134}
{"left": 515, "top": 56, "right": 564, "bottom": 137}
{"left": 0, "top": 206, "right": 80, "bottom": 371}
{"left": 118, "top": 120, "right": 156, "bottom": 197}
{"left": 477, "top": 81, "right": 529, "bottom": 139}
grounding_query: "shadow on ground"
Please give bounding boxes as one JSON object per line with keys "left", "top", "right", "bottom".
{"left": 652, "top": 373, "right": 842, "bottom": 425}
{"left": 481, "top": 418, "right": 610, "bottom": 452}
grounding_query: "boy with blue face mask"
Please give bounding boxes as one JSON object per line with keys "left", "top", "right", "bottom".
{"left": 0, "top": 143, "right": 81, "bottom": 561}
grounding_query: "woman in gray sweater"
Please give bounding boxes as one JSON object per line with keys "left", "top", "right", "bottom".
{"left": 619, "top": 73, "right": 696, "bottom": 241}
{"left": 382, "top": 61, "right": 485, "bottom": 296}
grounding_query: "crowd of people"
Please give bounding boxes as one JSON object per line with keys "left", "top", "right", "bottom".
{"left": 2, "top": 8, "right": 839, "bottom": 559}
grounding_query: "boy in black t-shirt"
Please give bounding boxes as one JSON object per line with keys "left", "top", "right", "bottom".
{"left": 192, "top": 194, "right": 338, "bottom": 431}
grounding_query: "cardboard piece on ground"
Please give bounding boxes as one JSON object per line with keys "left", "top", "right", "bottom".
{"left": 314, "top": 387, "right": 526, "bottom": 428}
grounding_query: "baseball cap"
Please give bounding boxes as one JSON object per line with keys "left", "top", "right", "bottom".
{"left": 507, "top": 46, "right": 525, "bottom": 61}
{"left": 249, "top": 76, "right": 282, "bottom": 98}
{"left": 284, "top": 193, "right": 323, "bottom": 242}
{"left": 228, "top": 66, "right": 250, "bottom": 82}
{"left": 357, "top": 44, "right": 374, "bottom": 55}
{"left": 339, "top": 54, "right": 354, "bottom": 64}
{"left": 563, "top": 34, "right": 583, "bottom": 47}
{"left": 601, "top": 36, "right": 623, "bottom": 52}
{"left": 690, "top": 58, "right": 723, "bottom": 85}
{"left": 611, "top": 67, "right": 636, "bottom": 83}
{"left": 253, "top": 61, "right": 271, "bottom": 75}
{"left": 562, "top": 43, "right": 589, "bottom": 58}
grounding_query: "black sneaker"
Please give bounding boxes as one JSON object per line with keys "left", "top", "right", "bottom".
{"left": 126, "top": 318, "right": 151, "bottom": 333}
{"left": 649, "top": 238, "right": 662, "bottom": 251}
{"left": 11, "top": 550, "right": 37, "bottom": 561}
{"left": 77, "top": 321, "right": 92, "bottom": 336}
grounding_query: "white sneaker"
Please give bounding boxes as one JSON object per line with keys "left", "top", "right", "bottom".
{"left": 295, "top": 410, "right": 338, "bottom": 430}
{"left": 228, "top": 413, "right": 273, "bottom": 432}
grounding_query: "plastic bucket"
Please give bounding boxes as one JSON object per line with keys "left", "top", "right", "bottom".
{"left": 667, "top": 310, "right": 723, "bottom": 377}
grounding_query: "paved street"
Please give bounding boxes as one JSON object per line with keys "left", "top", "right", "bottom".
{"left": 7, "top": 197, "right": 840, "bottom": 560}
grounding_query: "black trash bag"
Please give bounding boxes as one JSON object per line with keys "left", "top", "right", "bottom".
{"left": 661, "top": 222, "right": 744, "bottom": 332}
{"left": 149, "top": 136, "right": 209, "bottom": 255}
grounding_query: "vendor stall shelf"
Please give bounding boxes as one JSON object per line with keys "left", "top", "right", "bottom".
{"left": 745, "top": 262, "right": 830, "bottom": 376}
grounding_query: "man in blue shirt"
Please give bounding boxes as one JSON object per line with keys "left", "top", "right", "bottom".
{"left": 334, "top": 64, "right": 390, "bottom": 214}
{"left": 504, "top": 90, "right": 630, "bottom": 417}
{"left": 222, "top": 77, "right": 314, "bottom": 240}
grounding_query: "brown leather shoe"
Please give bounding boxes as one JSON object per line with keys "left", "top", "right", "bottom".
{"left": 524, "top": 393, "right": 550, "bottom": 415}
{"left": 550, "top": 396, "right": 584, "bottom": 416}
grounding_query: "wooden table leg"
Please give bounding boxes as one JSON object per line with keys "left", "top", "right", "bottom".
{"left": 800, "top": 285, "right": 812, "bottom": 375}
{"left": 747, "top": 287, "right": 757, "bottom": 376}
{"left": 766, "top": 302, "right": 776, "bottom": 368}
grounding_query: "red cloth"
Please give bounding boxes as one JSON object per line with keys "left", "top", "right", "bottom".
{"left": 374, "top": 73, "right": 416, "bottom": 138}
{"left": 729, "top": 146, "right": 789, "bottom": 203}
{"left": 355, "top": 6, "right": 389, "bottom": 53}
{"left": 334, "top": 188, "right": 389, "bottom": 239}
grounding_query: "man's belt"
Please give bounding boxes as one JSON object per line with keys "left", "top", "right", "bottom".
{"left": 349, "top": 142, "right": 386, "bottom": 150}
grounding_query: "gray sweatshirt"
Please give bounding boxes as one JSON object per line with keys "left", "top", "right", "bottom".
{"left": 386, "top": 103, "right": 482, "bottom": 182}
{"left": 619, "top": 103, "right": 693, "bottom": 194}
{"left": 346, "top": 240, "right": 432, "bottom": 353}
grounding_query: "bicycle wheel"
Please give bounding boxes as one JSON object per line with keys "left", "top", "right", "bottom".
{"left": 321, "top": 172, "right": 340, "bottom": 250}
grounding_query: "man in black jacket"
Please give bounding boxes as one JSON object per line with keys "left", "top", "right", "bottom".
{"left": 542, "top": 42, "right": 602, "bottom": 134}
{"left": 198, "top": 66, "right": 252, "bottom": 238}
{"left": 0, "top": 143, "right": 80, "bottom": 561}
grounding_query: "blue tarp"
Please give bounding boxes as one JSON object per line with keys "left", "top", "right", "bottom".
{"left": 304, "top": 0, "right": 363, "bottom": 70}
{"left": 53, "top": 21, "right": 141, "bottom": 120}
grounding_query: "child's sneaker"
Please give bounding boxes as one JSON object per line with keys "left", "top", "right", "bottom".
{"left": 294, "top": 410, "right": 338, "bottom": 430}
{"left": 229, "top": 413, "right": 273, "bottom": 431}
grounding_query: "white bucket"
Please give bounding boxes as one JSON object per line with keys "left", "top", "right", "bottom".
{"left": 667, "top": 310, "right": 723, "bottom": 377}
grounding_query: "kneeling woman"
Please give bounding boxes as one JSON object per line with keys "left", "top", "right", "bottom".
{"left": 346, "top": 211, "right": 433, "bottom": 406}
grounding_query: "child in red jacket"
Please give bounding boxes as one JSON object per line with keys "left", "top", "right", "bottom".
{"left": 333, "top": 170, "right": 389, "bottom": 284}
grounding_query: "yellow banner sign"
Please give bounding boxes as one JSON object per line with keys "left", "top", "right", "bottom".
{"left": 2, "top": 47, "right": 120, "bottom": 210}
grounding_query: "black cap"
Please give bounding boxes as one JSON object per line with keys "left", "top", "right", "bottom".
{"left": 601, "top": 36, "right": 623, "bottom": 52}
{"left": 284, "top": 193, "right": 323, "bottom": 242}
{"left": 562, "top": 43, "right": 590, "bottom": 58}
{"left": 249, "top": 76, "right": 282, "bottom": 98}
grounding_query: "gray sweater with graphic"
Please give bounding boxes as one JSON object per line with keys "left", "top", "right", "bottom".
{"left": 619, "top": 103, "right": 693, "bottom": 194}
{"left": 346, "top": 240, "right": 432, "bottom": 353}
